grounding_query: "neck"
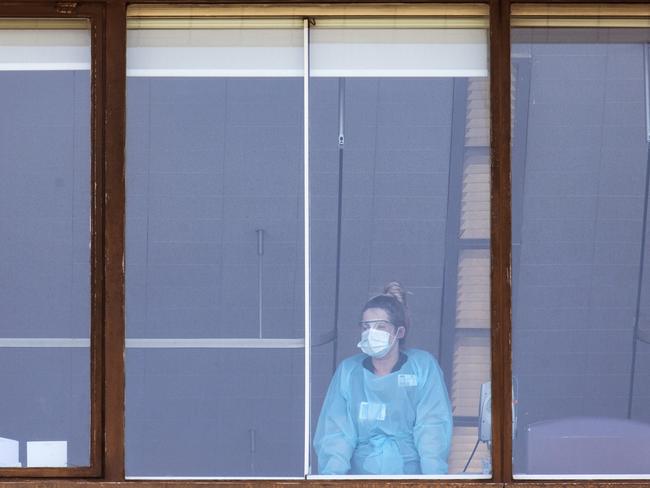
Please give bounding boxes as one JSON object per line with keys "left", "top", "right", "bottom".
{"left": 372, "top": 345, "right": 400, "bottom": 376}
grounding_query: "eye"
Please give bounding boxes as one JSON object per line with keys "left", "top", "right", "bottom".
{"left": 375, "top": 321, "right": 391, "bottom": 331}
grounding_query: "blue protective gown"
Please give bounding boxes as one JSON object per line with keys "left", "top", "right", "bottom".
{"left": 314, "top": 348, "right": 453, "bottom": 475}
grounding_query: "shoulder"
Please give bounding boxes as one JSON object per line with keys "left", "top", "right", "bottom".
{"left": 328, "top": 354, "right": 366, "bottom": 395}
{"left": 338, "top": 353, "right": 366, "bottom": 370}
{"left": 334, "top": 353, "right": 367, "bottom": 377}
{"left": 403, "top": 349, "right": 443, "bottom": 376}
{"left": 404, "top": 348, "right": 438, "bottom": 365}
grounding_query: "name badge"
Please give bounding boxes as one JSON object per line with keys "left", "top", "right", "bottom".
{"left": 358, "top": 402, "right": 386, "bottom": 421}
{"left": 398, "top": 374, "right": 418, "bottom": 387}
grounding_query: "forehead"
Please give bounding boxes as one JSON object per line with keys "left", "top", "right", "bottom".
{"left": 361, "top": 307, "right": 390, "bottom": 322}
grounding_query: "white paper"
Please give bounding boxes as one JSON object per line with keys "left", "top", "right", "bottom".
{"left": 0, "top": 437, "right": 20, "bottom": 467}
{"left": 26, "top": 441, "right": 67, "bottom": 467}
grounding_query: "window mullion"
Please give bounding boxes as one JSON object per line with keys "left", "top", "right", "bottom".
{"left": 488, "top": 0, "right": 513, "bottom": 483}
{"left": 103, "top": 0, "right": 127, "bottom": 481}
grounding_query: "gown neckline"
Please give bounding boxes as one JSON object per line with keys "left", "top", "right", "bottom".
{"left": 362, "top": 351, "right": 408, "bottom": 375}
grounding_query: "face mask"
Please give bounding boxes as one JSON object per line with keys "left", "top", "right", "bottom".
{"left": 357, "top": 328, "right": 396, "bottom": 358}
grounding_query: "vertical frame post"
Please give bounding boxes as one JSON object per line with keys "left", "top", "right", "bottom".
{"left": 489, "top": 0, "right": 512, "bottom": 483}
{"left": 104, "top": 0, "right": 127, "bottom": 480}
{"left": 303, "top": 16, "right": 312, "bottom": 478}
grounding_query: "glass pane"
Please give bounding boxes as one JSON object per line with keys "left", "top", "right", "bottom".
{"left": 0, "top": 19, "right": 91, "bottom": 469}
{"left": 309, "top": 22, "right": 491, "bottom": 477}
{"left": 125, "top": 24, "right": 304, "bottom": 477}
{"left": 0, "top": 19, "right": 90, "bottom": 467}
{"left": 512, "top": 25, "right": 650, "bottom": 476}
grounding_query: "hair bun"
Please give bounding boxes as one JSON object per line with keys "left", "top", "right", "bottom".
{"left": 383, "top": 281, "right": 407, "bottom": 305}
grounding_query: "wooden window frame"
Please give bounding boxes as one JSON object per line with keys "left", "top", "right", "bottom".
{"left": 0, "top": 1, "right": 105, "bottom": 479}
{"left": 0, "top": 1, "right": 648, "bottom": 487}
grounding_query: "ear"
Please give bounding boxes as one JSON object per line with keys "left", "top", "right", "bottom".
{"left": 396, "top": 326, "right": 405, "bottom": 339}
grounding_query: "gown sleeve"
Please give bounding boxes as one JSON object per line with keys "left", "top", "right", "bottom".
{"left": 412, "top": 353, "right": 453, "bottom": 474}
{"left": 313, "top": 362, "right": 358, "bottom": 475}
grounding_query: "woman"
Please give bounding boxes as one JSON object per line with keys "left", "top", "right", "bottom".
{"left": 314, "top": 282, "right": 453, "bottom": 475}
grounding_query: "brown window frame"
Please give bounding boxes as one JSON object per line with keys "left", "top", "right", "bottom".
{"left": 0, "top": 1, "right": 648, "bottom": 487}
{"left": 0, "top": 1, "right": 105, "bottom": 479}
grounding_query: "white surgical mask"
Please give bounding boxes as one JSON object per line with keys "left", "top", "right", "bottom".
{"left": 357, "top": 328, "right": 396, "bottom": 358}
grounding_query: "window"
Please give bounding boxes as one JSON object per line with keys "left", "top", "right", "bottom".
{"left": 125, "top": 19, "right": 305, "bottom": 477}
{"left": 123, "top": 4, "right": 492, "bottom": 479}
{"left": 0, "top": 14, "right": 102, "bottom": 476}
{"left": 511, "top": 4, "right": 650, "bottom": 479}
{"left": 308, "top": 19, "right": 491, "bottom": 478}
